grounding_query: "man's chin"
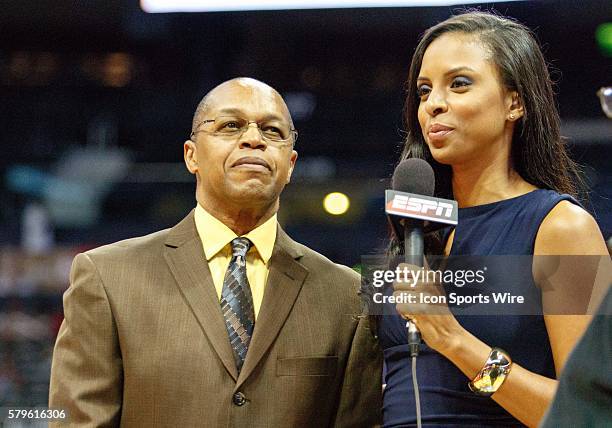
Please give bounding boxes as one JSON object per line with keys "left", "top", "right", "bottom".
{"left": 226, "top": 182, "right": 279, "bottom": 204}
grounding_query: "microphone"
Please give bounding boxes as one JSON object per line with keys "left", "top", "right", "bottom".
{"left": 392, "top": 159, "right": 435, "bottom": 356}
{"left": 385, "top": 158, "right": 457, "bottom": 427}
{"left": 391, "top": 158, "right": 435, "bottom": 268}
{"left": 386, "top": 158, "right": 458, "bottom": 357}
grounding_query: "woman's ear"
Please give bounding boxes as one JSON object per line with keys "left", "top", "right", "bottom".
{"left": 507, "top": 91, "right": 524, "bottom": 122}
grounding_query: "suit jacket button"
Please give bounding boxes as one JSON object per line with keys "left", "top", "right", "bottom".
{"left": 233, "top": 392, "right": 246, "bottom": 406}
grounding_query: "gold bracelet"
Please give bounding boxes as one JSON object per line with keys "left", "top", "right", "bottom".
{"left": 468, "top": 347, "right": 513, "bottom": 397}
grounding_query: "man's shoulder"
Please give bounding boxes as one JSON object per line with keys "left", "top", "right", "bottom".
{"left": 290, "top": 240, "right": 360, "bottom": 283}
{"left": 84, "top": 228, "right": 171, "bottom": 262}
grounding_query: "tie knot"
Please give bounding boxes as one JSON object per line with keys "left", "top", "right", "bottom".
{"left": 231, "top": 237, "right": 252, "bottom": 258}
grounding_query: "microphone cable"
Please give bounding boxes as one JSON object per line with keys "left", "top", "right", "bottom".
{"left": 407, "top": 320, "right": 422, "bottom": 428}
{"left": 412, "top": 356, "right": 422, "bottom": 428}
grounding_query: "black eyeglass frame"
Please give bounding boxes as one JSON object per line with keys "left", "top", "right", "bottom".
{"left": 190, "top": 118, "right": 298, "bottom": 145}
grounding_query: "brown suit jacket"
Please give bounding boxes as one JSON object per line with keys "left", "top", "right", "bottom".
{"left": 49, "top": 211, "right": 382, "bottom": 427}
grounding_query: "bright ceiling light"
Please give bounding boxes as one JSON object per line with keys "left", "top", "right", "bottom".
{"left": 141, "top": 0, "right": 523, "bottom": 13}
{"left": 323, "top": 192, "right": 350, "bottom": 216}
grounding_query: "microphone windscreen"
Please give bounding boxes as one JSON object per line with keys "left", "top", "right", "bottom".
{"left": 391, "top": 158, "right": 435, "bottom": 197}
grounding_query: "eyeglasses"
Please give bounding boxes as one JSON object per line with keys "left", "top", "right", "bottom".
{"left": 191, "top": 116, "right": 298, "bottom": 145}
{"left": 597, "top": 87, "right": 612, "bottom": 119}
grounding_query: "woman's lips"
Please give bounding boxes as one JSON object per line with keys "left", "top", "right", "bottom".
{"left": 428, "top": 124, "right": 454, "bottom": 142}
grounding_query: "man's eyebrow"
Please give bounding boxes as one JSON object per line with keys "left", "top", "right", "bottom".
{"left": 215, "top": 107, "right": 244, "bottom": 116}
{"left": 417, "top": 66, "right": 477, "bottom": 81}
{"left": 215, "top": 107, "right": 287, "bottom": 122}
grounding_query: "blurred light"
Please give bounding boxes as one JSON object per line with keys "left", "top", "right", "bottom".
{"left": 79, "top": 53, "right": 135, "bottom": 87}
{"left": 9, "top": 52, "right": 32, "bottom": 80}
{"left": 5, "top": 52, "right": 61, "bottom": 86}
{"left": 6, "top": 165, "right": 50, "bottom": 196}
{"left": 141, "top": 0, "right": 523, "bottom": 13}
{"left": 595, "top": 23, "right": 612, "bottom": 57}
{"left": 103, "top": 53, "right": 134, "bottom": 87}
{"left": 323, "top": 192, "right": 350, "bottom": 215}
{"left": 284, "top": 91, "right": 317, "bottom": 121}
{"left": 290, "top": 157, "right": 336, "bottom": 182}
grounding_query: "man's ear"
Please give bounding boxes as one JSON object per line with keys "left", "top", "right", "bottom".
{"left": 286, "top": 150, "right": 298, "bottom": 184}
{"left": 184, "top": 140, "right": 198, "bottom": 174}
{"left": 507, "top": 90, "right": 524, "bottom": 122}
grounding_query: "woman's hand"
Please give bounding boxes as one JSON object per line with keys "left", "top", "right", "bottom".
{"left": 393, "top": 262, "right": 465, "bottom": 354}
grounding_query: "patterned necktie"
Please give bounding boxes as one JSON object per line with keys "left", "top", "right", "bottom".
{"left": 220, "top": 237, "right": 255, "bottom": 373}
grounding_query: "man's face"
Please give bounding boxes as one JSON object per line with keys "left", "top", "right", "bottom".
{"left": 184, "top": 80, "right": 298, "bottom": 213}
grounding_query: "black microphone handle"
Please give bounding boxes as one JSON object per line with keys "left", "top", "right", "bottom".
{"left": 403, "top": 220, "right": 423, "bottom": 357}
{"left": 403, "top": 220, "right": 424, "bottom": 267}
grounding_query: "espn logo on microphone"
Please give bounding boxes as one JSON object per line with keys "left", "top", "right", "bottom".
{"left": 385, "top": 190, "right": 458, "bottom": 225}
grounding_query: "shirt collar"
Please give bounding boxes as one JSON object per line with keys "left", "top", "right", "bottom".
{"left": 194, "top": 204, "right": 277, "bottom": 263}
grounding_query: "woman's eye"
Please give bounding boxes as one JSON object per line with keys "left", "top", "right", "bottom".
{"left": 417, "top": 84, "right": 431, "bottom": 98}
{"left": 451, "top": 76, "right": 472, "bottom": 88}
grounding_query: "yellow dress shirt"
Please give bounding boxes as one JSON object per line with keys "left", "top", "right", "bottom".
{"left": 194, "top": 204, "right": 276, "bottom": 319}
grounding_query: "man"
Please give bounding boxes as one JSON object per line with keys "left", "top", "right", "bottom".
{"left": 49, "top": 77, "right": 382, "bottom": 427}
{"left": 541, "top": 286, "right": 612, "bottom": 427}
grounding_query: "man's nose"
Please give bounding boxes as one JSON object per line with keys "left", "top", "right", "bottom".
{"left": 239, "top": 122, "right": 267, "bottom": 150}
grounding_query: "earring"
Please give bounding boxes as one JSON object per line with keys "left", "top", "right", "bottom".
{"left": 509, "top": 114, "right": 515, "bottom": 120}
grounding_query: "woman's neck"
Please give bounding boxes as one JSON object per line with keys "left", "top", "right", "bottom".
{"left": 451, "top": 155, "right": 536, "bottom": 207}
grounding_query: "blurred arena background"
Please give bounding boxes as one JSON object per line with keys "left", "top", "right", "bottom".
{"left": 0, "top": 0, "right": 610, "bottom": 410}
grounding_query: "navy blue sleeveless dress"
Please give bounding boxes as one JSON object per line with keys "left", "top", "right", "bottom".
{"left": 379, "top": 189, "right": 577, "bottom": 427}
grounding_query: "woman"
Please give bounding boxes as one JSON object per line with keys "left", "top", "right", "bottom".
{"left": 379, "top": 11, "right": 609, "bottom": 427}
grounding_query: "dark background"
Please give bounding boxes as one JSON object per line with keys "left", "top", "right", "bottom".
{"left": 2, "top": 0, "right": 611, "bottom": 260}
{"left": 0, "top": 0, "right": 610, "bottom": 408}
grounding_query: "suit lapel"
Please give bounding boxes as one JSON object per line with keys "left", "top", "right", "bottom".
{"left": 237, "top": 227, "right": 308, "bottom": 387}
{"left": 163, "top": 211, "right": 239, "bottom": 381}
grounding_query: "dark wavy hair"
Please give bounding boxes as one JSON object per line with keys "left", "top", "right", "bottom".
{"left": 392, "top": 11, "right": 583, "bottom": 255}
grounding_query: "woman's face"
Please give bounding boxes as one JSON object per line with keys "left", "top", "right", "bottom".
{"left": 416, "top": 32, "right": 517, "bottom": 166}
